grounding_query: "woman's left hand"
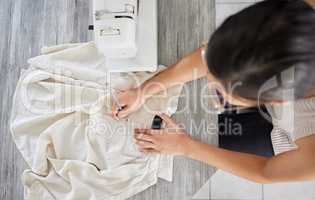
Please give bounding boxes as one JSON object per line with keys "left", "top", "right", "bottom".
{"left": 134, "top": 114, "right": 192, "bottom": 155}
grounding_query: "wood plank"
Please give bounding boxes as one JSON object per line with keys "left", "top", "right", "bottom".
{"left": 129, "top": 1, "right": 217, "bottom": 199}
{"left": 0, "top": 1, "right": 91, "bottom": 199}
{"left": 0, "top": 0, "right": 217, "bottom": 199}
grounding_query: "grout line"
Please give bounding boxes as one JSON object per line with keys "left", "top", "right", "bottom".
{"left": 209, "top": 177, "right": 212, "bottom": 199}
{"left": 210, "top": 199, "right": 262, "bottom": 200}
{"left": 261, "top": 184, "right": 265, "bottom": 200}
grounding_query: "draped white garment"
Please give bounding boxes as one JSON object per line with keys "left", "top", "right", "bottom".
{"left": 10, "top": 42, "right": 183, "bottom": 200}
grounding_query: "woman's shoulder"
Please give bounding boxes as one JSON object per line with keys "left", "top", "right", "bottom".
{"left": 268, "top": 97, "right": 315, "bottom": 155}
{"left": 266, "top": 97, "right": 315, "bottom": 142}
{"left": 266, "top": 96, "right": 315, "bottom": 116}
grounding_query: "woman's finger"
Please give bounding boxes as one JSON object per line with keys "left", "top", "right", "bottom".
{"left": 149, "top": 129, "right": 164, "bottom": 135}
{"left": 139, "top": 148, "right": 160, "bottom": 154}
{"left": 158, "top": 113, "right": 177, "bottom": 127}
{"left": 111, "top": 105, "right": 120, "bottom": 120}
{"left": 117, "top": 106, "right": 133, "bottom": 119}
{"left": 111, "top": 97, "right": 127, "bottom": 119}
{"left": 134, "top": 128, "right": 151, "bottom": 134}
{"left": 135, "top": 128, "right": 163, "bottom": 135}
{"left": 113, "top": 88, "right": 125, "bottom": 93}
{"left": 136, "top": 140, "right": 156, "bottom": 149}
{"left": 134, "top": 133, "right": 155, "bottom": 142}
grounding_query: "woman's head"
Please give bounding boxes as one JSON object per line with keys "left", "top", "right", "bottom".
{"left": 205, "top": 0, "right": 315, "bottom": 106}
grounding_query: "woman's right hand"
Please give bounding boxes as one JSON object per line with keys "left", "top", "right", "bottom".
{"left": 112, "top": 88, "right": 146, "bottom": 119}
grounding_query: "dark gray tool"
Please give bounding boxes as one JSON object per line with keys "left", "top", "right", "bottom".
{"left": 151, "top": 115, "right": 163, "bottom": 130}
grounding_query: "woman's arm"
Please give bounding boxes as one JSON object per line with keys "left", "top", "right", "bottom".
{"left": 139, "top": 48, "right": 208, "bottom": 99}
{"left": 113, "top": 48, "right": 209, "bottom": 118}
{"left": 185, "top": 135, "right": 315, "bottom": 183}
{"left": 135, "top": 114, "right": 315, "bottom": 183}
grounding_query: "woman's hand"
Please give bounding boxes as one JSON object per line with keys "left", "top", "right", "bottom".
{"left": 112, "top": 88, "right": 146, "bottom": 119}
{"left": 134, "top": 114, "right": 193, "bottom": 155}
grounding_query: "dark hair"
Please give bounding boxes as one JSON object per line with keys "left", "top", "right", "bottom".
{"left": 206, "top": 0, "right": 315, "bottom": 102}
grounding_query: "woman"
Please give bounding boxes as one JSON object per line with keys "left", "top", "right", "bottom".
{"left": 112, "top": 0, "right": 315, "bottom": 183}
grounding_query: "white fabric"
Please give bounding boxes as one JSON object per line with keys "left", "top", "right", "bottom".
{"left": 10, "top": 42, "right": 183, "bottom": 200}
{"left": 266, "top": 97, "right": 315, "bottom": 155}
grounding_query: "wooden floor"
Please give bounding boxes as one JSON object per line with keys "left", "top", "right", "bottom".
{"left": 0, "top": 0, "right": 217, "bottom": 199}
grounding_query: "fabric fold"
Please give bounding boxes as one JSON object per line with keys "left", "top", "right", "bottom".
{"left": 11, "top": 42, "right": 183, "bottom": 199}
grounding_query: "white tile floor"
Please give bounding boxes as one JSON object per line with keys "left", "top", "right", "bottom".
{"left": 264, "top": 181, "right": 315, "bottom": 200}
{"left": 211, "top": 171, "right": 262, "bottom": 200}
{"left": 206, "top": 1, "right": 315, "bottom": 200}
{"left": 209, "top": 170, "right": 315, "bottom": 200}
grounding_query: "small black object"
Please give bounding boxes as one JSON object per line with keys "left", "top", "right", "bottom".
{"left": 151, "top": 115, "right": 163, "bottom": 130}
{"left": 115, "top": 106, "right": 126, "bottom": 117}
{"left": 88, "top": 25, "right": 94, "bottom": 30}
{"left": 117, "top": 105, "right": 126, "bottom": 112}
{"left": 115, "top": 16, "right": 134, "bottom": 19}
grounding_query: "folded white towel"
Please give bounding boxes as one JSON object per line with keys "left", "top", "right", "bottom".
{"left": 10, "top": 42, "right": 183, "bottom": 200}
